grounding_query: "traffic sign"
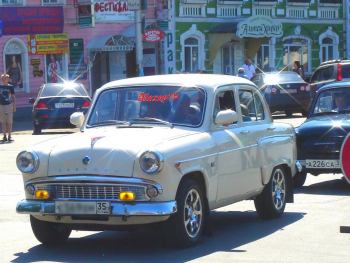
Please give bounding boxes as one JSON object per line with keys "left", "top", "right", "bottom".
{"left": 340, "top": 133, "right": 350, "bottom": 184}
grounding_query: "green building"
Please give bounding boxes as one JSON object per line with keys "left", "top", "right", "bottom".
{"left": 164, "top": 0, "right": 344, "bottom": 77}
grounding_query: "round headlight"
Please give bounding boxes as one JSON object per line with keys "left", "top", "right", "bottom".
{"left": 139, "top": 151, "right": 163, "bottom": 174}
{"left": 16, "top": 151, "right": 40, "bottom": 174}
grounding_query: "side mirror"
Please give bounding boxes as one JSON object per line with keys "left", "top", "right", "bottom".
{"left": 28, "top": 98, "right": 35, "bottom": 104}
{"left": 70, "top": 112, "right": 85, "bottom": 128}
{"left": 215, "top": 110, "right": 238, "bottom": 126}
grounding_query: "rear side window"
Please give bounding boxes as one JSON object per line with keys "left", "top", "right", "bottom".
{"left": 342, "top": 64, "right": 350, "bottom": 78}
{"left": 318, "top": 66, "right": 334, "bottom": 81}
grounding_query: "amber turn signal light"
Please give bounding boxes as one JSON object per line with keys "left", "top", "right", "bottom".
{"left": 35, "top": 190, "right": 50, "bottom": 200}
{"left": 119, "top": 191, "right": 135, "bottom": 201}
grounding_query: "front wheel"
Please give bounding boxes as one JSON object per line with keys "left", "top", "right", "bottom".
{"left": 254, "top": 167, "right": 287, "bottom": 219}
{"left": 30, "top": 215, "right": 71, "bottom": 245}
{"left": 293, "top": 171, "right": 307, "bottom": 188}
{"left": 166, "top": 179, "right": 206, "bottom": 248}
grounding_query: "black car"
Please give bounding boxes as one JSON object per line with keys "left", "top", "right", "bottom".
{"left": 294, "top": 82, "right": 350, "bottom": 187}
{"left": 252, "top": 71, "right": 311, "bottom": 117}
{"left": 30, "top": 82, "right": 91, "bottom": 134}
{"left": 310, "top": 59, "right": 350, "bottom": 94}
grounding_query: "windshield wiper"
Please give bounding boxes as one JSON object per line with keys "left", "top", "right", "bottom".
{"left": 131, "top": 117, "right": 174, "bottom": 128}
{"left": 89, "top": 120, "right": 130, "bottom": 127}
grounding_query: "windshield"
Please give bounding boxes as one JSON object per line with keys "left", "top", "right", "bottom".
{"left": 87, "top": 85, "right": 206, "bottom": 127}
{"left": 263, "top": 72, "right": 303, "bottom": 84}
{"left": 41, "top": 83, "right": 89, "bottom": 97}
{"left": 312, "top": 87, "right": 350, "bottom": 115}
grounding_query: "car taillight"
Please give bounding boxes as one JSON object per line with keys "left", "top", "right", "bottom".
{"left": 35, "top": 101, "right": 48, "bottom": 110}
{"left": 337, "top": 63, "right": 342, "bottom": 81}
{"left": 82, "top": 100, "right": 91, "bottom": 109}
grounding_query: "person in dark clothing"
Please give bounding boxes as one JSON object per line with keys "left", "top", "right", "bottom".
{"left": 0, "top": 73, "right": 16, "bottom": 142}
{"left": 293, "top": 61, "right": 304, "bottom": 79}
{"left": 7, "top": 55, "right": 22, "bottom": 89}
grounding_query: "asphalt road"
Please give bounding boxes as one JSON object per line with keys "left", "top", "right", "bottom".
{"left": 1, "top": 116, "right": 349, "bottom": 263}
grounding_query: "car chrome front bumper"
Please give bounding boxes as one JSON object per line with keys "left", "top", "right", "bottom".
{"left": 16, "top": 199, "right": 177, "bottom": 217}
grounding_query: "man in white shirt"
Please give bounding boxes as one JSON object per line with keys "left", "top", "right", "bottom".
{"left": 242, "top": 58, "right": 256, "bottom": 80}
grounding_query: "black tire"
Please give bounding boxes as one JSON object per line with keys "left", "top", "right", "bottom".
{"left": 254, "top": 166, "right": 287, "bottom": 219}
{"left": 166, "top": 179, "right": 206, "bottom": 248}
{"left": 301, "top": 110, "right": 308, "bottom": 117}
{"left": 293, "top": 171, "right": 307, "bottom": 188}
{"left": 30, "top": 215, "right": 71, "bottom": 245}
{"left": 285, "top": 110, "right": 293, "bottom": 117}
{"left": 33, "top": 123, "right": 42, "bottom": 135}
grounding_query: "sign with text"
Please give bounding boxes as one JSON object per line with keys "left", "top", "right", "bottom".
{"left": 94, "top": 1, "right": 135, "bottom": 22}
{"left": 0, "top": 7, "right": 63, "bottom": 35}
{"left": 68, "top": 63, "right": 88, "bottom": 80}
{"left": 28, "top": 33, "right": 69, "bottom": 55}
{"left": 236, "top": 16, "right": 283, "bottom": 38}
{"left": 143, "top": 29, "right": 164, "bottom": 42}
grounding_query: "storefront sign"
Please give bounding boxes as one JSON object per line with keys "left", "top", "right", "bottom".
{"left": 68, "top": 63, "right": 88, "bottom": 80}
{"left": 69, "top": 39, "right": 84, "bottom": 65}
{"left": 143, "top": 29, "right": 164, "bottom": 42}
{"left": 236, "top": 16, "right": 283, "bottom": 38}
{"left": 94, "top": 1, "right": 135, "bottom": 22}
{"left": 0, "top": 7, "right": 63, "bottom": 35}
{"left": 28, "top": 33, "right": 69, "bottom": 55}
{"left": 164, "top": 31, "right": 175, "bottom": 74}
{"left": 30, "top": 58, "right": 43, "bottom": 77}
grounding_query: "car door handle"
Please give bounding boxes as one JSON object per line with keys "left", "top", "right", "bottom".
{"left": 267, "top": 127, "right": 276, "bottom": 131}
{"left": 240, "top": 130, "right": 250, "bottom": 135}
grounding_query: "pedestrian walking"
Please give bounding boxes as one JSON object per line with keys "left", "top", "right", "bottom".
{"left": 0, "top": 73, "right": 16, "bottom": 142}
{"left": 242, "top": 58, "right": 256, "bottom": 80}
{"left": 293, "top": 60, "right": 304, "bottom": 79}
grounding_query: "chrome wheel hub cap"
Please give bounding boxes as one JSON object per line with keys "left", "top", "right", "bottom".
{"left": 272, "top": 168, "right": 286, "bottom": 210}
{"left": 184, "top": 189, "right": 202, "bottom": 238}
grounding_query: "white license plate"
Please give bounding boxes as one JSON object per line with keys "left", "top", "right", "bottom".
{"left": 55, "top": 201, "right": 110, "bottom": 215}
{"left": 55, "top": 102, "right": 74, "bottom": 108}
{"left": 305, "top": 159, "right": 340, "bottom": 169}
{"left": 280, "top": 89, "right": 297, "bottom": 94}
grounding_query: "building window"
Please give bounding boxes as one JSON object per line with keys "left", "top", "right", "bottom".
{"left": 283, "top": 37, "right": 310, "bottom": 73}
{"left": 42, "top": 0, "right": 64, "bottom": 5}
{"left": 319, "top": 27, "right": 339, "bottom": 63}
{"left": 180, "top": 24, "right": 205, "bottom": 72}
{"left": 1, "top": 0, "right": 23, "bottom": 5}
{"left": 257, "top": 44, "right": 270, "bottom": 72}
{"left": 184, "top": 38, "right": 199, "bottom": 72}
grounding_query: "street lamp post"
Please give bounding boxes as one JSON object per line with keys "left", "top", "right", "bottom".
{"left": 135, "top": 3, "right": 143, "bottom": 76}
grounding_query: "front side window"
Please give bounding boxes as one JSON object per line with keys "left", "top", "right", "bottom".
{"left": 87, "top": 86, "right": 206, "bottom": 127}
{"left": 184, "top": 37, "right": 199, "bottom": 72}
{"left": 239, "top": 90, "right": 257, "bottom": 122}
{"left": 283, "top": 38, "right": 309, "bottom": 74}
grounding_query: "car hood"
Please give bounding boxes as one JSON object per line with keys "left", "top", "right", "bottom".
{"left": 47, "top": 126, "right": 198, "bottom": 177}
{"left": 297, "top": 114, "right": 350, "bottom": 137}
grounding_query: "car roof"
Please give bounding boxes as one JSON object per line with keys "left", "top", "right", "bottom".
{"left": 99, "top": 74, "right": 254, "bottom": 92}
{"left": 317, "top": 81, "right": 350, "bottom": 93}
{"left": 43, "top": 82, "right": 84, "bottom": 88}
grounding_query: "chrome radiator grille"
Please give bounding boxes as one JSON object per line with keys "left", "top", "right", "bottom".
{"left": 37, "top": 184, "right": 148, "bottom": 201}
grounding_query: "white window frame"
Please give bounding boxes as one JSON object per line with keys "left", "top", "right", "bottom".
{"left": 180, "top": 24, "right": 205, "bottom": 72}
{"left": 0, "top": 0, "right": 24, "bottom": 5}
{"left": 282, "top": 35, "right": 311, "bottom": 74}
{"left": 41, "top": 0, "right": 65, "bottom": 5}
{"left": 319, "top": 27, "right": 339, "bottom": 63}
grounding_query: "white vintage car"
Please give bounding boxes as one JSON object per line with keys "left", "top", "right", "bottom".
{"left": 16, "top": 74, "right": 298, "bottom": 247}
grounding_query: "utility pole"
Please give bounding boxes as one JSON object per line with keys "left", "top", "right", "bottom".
{"left": 135, "top": 2, "right": 143, "bottom": 76}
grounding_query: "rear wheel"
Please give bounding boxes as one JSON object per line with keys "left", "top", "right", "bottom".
{"left": 30, "top": 216, "right": 71, "bottom": 245}
{"left": 293, "top": 171, "right": 307, "bottom": 188}
{"left": 254, "top": 167, "right": 287, "bottom": 219}
{"left": 33, "top": 123, "right": 42, "bottom": 135}
{"left": 166, "top": 179, "right": 206, "bottom": 248}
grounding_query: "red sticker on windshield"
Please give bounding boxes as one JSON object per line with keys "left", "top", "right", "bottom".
{"left": 137, "top": 93, "right": 179, "bottom": 102}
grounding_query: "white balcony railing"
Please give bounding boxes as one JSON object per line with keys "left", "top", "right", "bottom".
{"left": 253, "top": 6, "right": 274, "bottom": 17}
{"left": 318, "top": 7, "right": 338, "bottom": 19}
{"left": 217, "top": 5, "right": 241, "bottom": 18}
{"left": 179, "top": 4, "right": 206, "bottom": 17}
{"left": 42, "top": 0, "right": 65, "bottom": 5}
{"left": 287, "top": 7, "right": 307, "bottom": 19}
{"left": 0, "top": 0, "right": 23, "bottom": 5}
